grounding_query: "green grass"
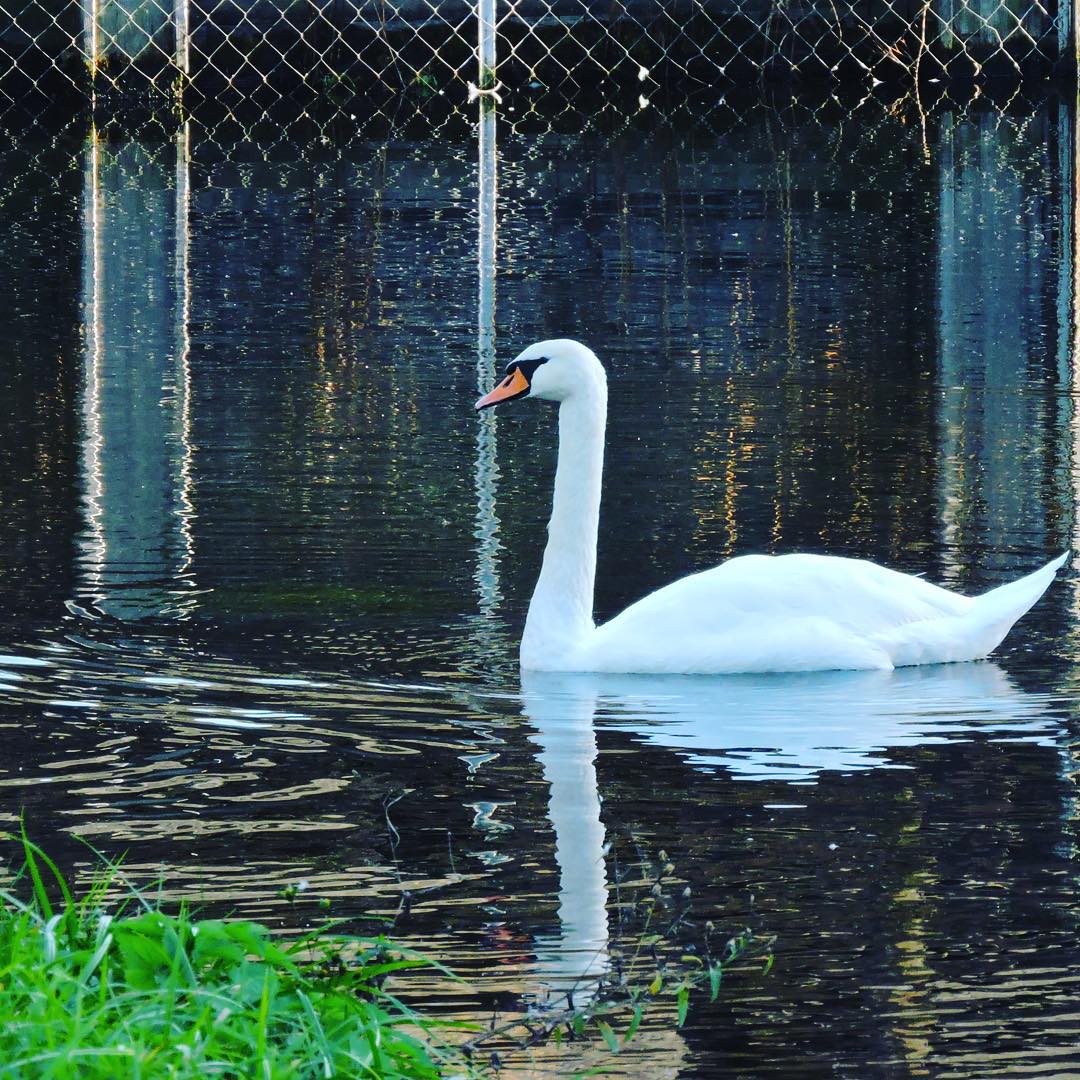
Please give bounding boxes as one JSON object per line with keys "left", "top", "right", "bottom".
{"left": 0, "top": 829, "right": 476, "bottom": 1079}
{"left": 0, "top": 832, "right": 773, "bottom": 1077}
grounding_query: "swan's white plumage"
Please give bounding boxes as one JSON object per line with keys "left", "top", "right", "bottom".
{"left": 581, "top": 551, "right": 1068, "bottom": 674}
{"left": 482, "top": 340, "right": 1067, "bottom": 675}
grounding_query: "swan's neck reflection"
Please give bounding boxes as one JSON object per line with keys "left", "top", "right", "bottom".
{"left": 523, "top": 671, "right": 610, "bottom": 991}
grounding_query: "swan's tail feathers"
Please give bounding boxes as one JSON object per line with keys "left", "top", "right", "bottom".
{"left": 973, "top": 551, "right": 1068, "bottom": 622}
{"left": 879, "top": 552, "right": 1069, "bottom": 667}
{"left": 961, "top": 551, "right": 1069, "bottom": 659}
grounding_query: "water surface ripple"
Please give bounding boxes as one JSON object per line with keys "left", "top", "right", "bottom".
{"left": 1, "top": 96, "right": 1079, "bottom": 1076}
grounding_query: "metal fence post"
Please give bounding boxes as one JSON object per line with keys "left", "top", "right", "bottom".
{"left": 1073, "top": 0, "right": 1079, "bottom": 81}
{"left": 82, "top": 0, "right": 99, "bottom": 82}
{"left": 477, "top": 0, "right": 496, "bottom": 91}
{"left": 175, "top": 0, "right": 190, "bottom": 82}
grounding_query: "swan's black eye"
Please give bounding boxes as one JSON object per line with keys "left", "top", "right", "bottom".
{"left": 506, "top": 356, "right": 548, "bottom": 382}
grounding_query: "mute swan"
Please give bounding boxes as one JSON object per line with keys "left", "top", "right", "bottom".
{"left": 476, "top": 339, "right": 1067, "bottom": 674}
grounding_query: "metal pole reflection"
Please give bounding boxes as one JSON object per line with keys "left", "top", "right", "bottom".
{"left": 1072, "top": 95, "right": 1080, "bottom": 624}
{"left": 474, "top": 99, "right": 503, "bottom": 621}
{"left": 76, "top": 126, "right": 198, "bottom": 621}
{"left": 79, "top": 127, "right": 106, "bottom": 613}
{"left": 173, "top": 121, "right": 197, "bottom": 616}
{"left": 937, "top": 106, "right": 1065, "bottom": 585}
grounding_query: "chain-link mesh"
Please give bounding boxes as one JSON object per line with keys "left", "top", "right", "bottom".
{"left": 493, "top": 0, "right": 1071, "bottom": 99}
{"left": 0, "top": 0, "right": 1072, "bottom": 110}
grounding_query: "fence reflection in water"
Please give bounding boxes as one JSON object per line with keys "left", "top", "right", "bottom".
{"left": 1, "top": 88, "right": 1078, "bottom": 629}
{"left": 2, "top": 73, "right": 1080, "bottom": 1080}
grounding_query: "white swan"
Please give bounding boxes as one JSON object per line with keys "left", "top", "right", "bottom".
{"left": 476, "top": 339, "right": 1068, "bottom": 674}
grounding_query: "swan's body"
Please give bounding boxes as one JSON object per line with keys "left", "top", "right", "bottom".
{"left": 476, "top": 340, "right": 1067, "bottom": 675}
{"left": 577, "top": 551, "right": 1065, "bottom": 674}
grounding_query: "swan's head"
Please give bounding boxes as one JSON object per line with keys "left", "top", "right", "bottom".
{"left": 475, "top": 339, "right": 605, "bottom": 410}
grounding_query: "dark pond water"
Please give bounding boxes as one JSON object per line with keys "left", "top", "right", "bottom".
{"left": 2, "top": 92, "right": 1080, "bottom": 1075}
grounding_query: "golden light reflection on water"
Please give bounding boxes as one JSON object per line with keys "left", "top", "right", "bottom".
{"left": 3, "top": 94, "right": 1080, "bottom": 1076}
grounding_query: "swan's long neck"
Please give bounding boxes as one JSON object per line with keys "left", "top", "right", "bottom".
{"left": 521, "top": 381, "right": 606, "bottom": 667}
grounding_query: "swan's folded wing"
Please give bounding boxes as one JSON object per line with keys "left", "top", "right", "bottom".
{"left": 584, "top": 553, "right": 972, "bottom": 674}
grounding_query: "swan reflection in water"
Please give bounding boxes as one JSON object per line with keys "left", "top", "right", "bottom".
{"left": 522, "top": 661, "right": 1058, "bottom": 987}
{"left": 524, "top": 671, "right": 609, "bottom": 990}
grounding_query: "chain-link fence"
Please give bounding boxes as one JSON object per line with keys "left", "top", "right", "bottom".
{"left": 0, "top": 0, "right": 1074, "bottom": 110}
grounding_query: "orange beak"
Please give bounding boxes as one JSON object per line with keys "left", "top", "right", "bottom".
{"left": 475, "top": 367, "right": 530, "bottom": 410}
